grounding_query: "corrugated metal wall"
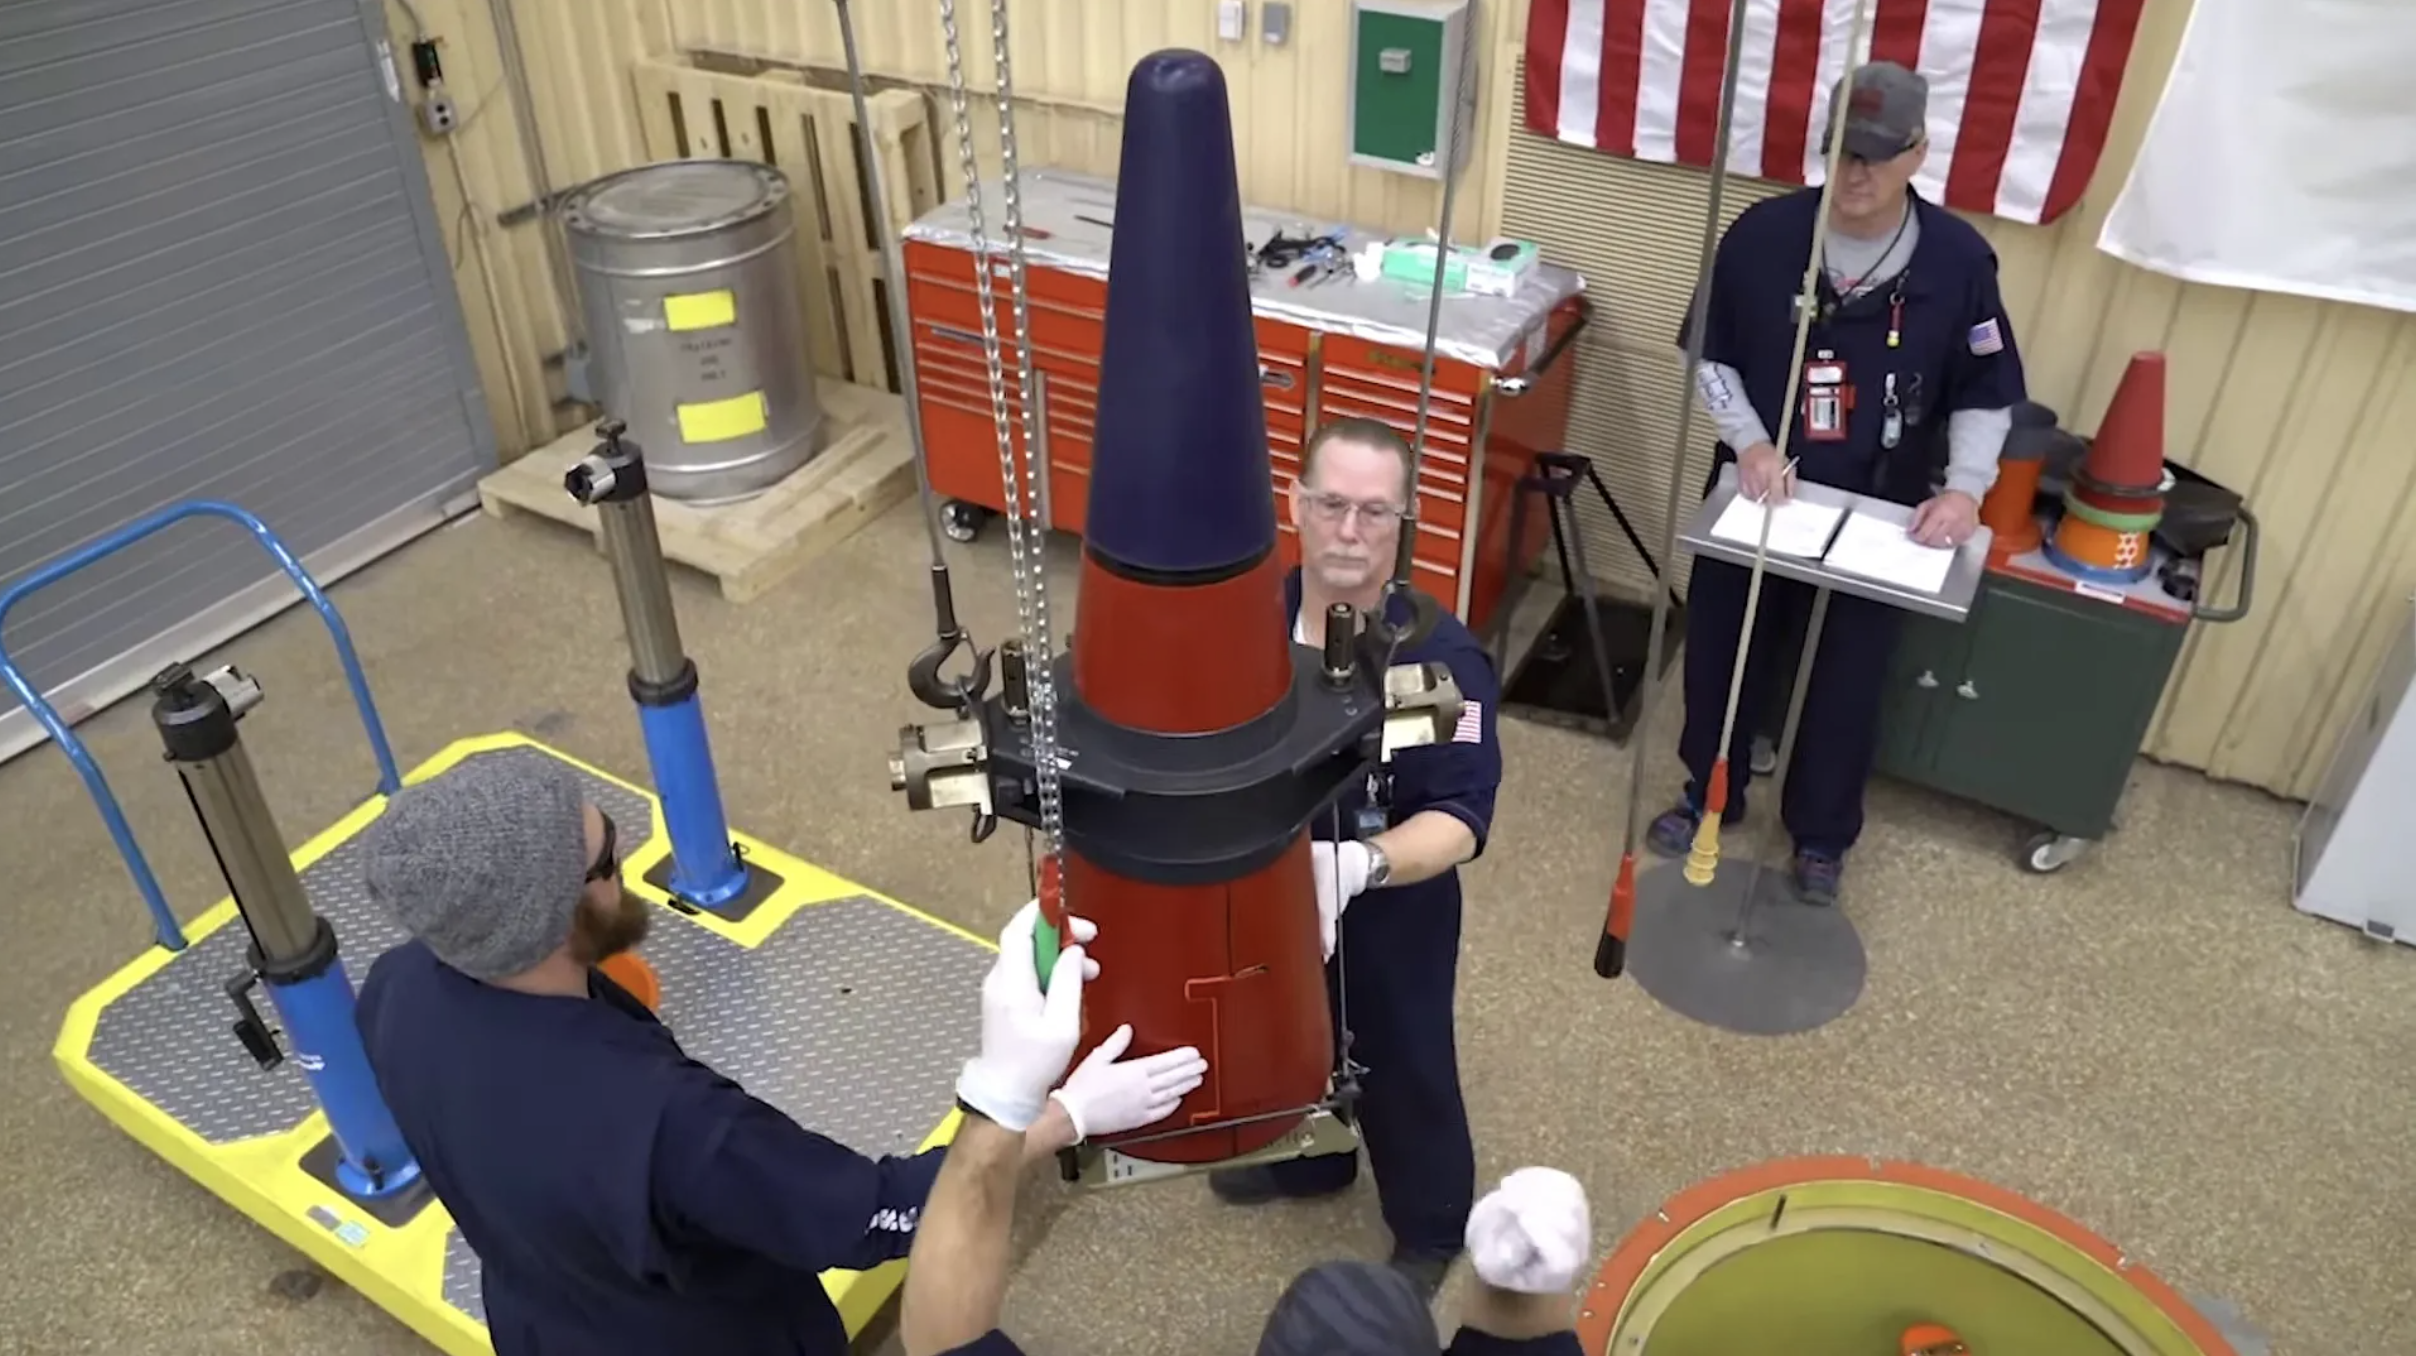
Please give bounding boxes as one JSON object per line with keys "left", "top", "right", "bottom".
{"left": 391, "top": 0, "right": 1526, "bottom": 460}
{"left": 1497, "top": 0, "right": 2416, "bottom": 799}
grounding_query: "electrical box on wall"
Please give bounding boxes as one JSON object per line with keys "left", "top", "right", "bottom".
{"left": 1347, "top": 0, "right": 1479, "bottom": 180}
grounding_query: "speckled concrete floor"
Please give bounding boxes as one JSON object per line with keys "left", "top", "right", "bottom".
{"left": 3, "top": 502, "right": 2410, "bottom": 1356}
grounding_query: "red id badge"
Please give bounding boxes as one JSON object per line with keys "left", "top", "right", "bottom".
{"left": 1802, "top": 356, "right": 1851, "bottom": 442}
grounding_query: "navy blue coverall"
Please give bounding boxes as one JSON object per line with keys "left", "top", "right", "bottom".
{"left": 1253, "top": 572, "right": 1504, "bottom": 1260}
{"left": 1678, "top": 186, "right": 2026, "bottom": 858}
{"left": 356, "top": 940, "right": 944, "bottom": 1356}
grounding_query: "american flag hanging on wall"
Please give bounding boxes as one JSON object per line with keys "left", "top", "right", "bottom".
{"left": 1521, "top": 0, "right": 2149, "bottom": 226}
{"left": 1453, "top": 700, "right": 1485, "bottom": 745}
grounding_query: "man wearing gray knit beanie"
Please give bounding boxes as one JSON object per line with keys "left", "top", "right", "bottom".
{"left": 353, "top": 754, "right": 1198, "bottom": 1356}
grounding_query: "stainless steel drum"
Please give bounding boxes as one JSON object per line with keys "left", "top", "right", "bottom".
{"left": 561, "top": 160, "right": 823, "bottom": 504}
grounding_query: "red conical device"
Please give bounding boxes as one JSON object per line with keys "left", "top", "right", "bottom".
{"left": 2083, "top": 352, "right": 2168, "bottom": 492}
{"left": 1051, "top": 50, "right": 1345, "bottom": 1163}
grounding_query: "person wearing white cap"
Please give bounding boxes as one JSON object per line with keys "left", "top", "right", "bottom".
{"left": 904, "top": 1117, "right": 1595, "bottom": 1356}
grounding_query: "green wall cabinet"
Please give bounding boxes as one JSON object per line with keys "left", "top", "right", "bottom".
{"left": 1349, "top": 0, "right": 1479, "bottom": 179}
{"left": 1875, "top": 572, "right": 2188, "bottom": 870}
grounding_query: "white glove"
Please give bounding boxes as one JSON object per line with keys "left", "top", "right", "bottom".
{"left": 1310, "top": 839, "right": 1373, "bottom": 960}
{"left": 1465, "top": 1167, "right": 1592, "bottom": 1294}
{"left": 955, "top": 899, "right": 1098, "bottom": 1132}
{"left": 1048, "top": 1023, "right": 1209, "bottom": 1141}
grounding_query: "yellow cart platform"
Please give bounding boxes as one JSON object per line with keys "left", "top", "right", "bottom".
{"left": 52, "top": 731, "right": 989, "bottom": 1354}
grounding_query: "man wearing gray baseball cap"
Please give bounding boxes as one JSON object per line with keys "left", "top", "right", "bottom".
{"left": 1650, "top": 59, "right": 2030, "bottom": 909}
{"left": 353, "top": 755, "right": 1204, "bottom": 1356}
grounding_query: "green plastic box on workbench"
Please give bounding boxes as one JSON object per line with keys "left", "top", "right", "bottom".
{"left": 1348, "top": 0, "right": 1480, "bottom": 179}
{"left": 1874, "top": 571, "right": 2188, "bottom": 845}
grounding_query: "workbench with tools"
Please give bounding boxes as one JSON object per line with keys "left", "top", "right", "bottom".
{"left": 897, "top": 169, "right": 1590, "bottom": 633}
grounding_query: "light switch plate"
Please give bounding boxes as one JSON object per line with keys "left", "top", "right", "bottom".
{"left": 1218, "top": 0, "right": 1247, "bottom": 41}
{"left": 1262, "top": 1, "right": 1292, "bottom": 45}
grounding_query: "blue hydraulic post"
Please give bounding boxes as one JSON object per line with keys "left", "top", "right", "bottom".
{"left": 0, "top": 501, "right": 418, "bottom": 1200}
{"left": 564, "top": 421, "right": 750, "bottom": 911}
{"left": 153, "top": 663, "right": 421, "bottom": 1200}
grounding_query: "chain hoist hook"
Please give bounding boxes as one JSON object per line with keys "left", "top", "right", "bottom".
{"left": 831, "top": 0, "right": 990, "bottom": 715}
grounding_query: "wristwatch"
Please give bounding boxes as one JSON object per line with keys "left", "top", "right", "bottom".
{"left": 1360, "top": 840, "right": 1392, "bottom": 890}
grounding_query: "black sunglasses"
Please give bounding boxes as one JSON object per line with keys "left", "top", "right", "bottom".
{"left": 587, "top": 811, "right": 620, "bottom": 883}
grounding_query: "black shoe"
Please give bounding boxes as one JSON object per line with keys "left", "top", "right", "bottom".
{"left": 1206, "top": 1166, "right": 1283, "bottom": 1204}
{"left": 1388, "top": 1249, "right": 1455, "bottom": 1302}
{"left": 1791, "top": 850, "right": 1843, "bottom": 907}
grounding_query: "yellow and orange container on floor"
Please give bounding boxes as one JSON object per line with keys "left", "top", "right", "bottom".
{"left": 1575, "top": 1156, "right": 2247, "bottom": 1355}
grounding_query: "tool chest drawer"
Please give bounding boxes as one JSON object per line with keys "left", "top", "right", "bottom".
{"left": 900, "top": 171, "right": 1589, "bottom": 631}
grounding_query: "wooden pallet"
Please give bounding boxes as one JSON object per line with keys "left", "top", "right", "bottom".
{"left": 476, "top": 381, "right": 914, "bottom": 605}
{"left": 628, "top": 54, "right": 944, "bottom": 394}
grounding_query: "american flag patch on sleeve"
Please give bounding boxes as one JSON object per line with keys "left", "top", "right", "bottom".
{"left": 1967, "top": 318, "right": 2005, "bottom": 356}
{"left": 1452, "top": 700, "right": 1484, "bottom": 745}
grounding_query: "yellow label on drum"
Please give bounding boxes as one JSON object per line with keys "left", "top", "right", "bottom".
{"left": 676, "top": 391, "right": 768, "bottom": 444}
{"left": 662, "top": 289, "right": 737, "bottom": 332}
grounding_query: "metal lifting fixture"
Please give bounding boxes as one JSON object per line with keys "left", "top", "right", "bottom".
{"left": 841, "top": 1, "right": 1472, "bottom": 1183}
{"left": 842, "top": 0, "right": 1472, "bottom": 976}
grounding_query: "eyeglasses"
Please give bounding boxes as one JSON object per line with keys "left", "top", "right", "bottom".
{"left": 1301, "top": 489, "right": 1405, "bottom": 528}
{"left": 587, "top": 811, "right": 620, "bottom": 884}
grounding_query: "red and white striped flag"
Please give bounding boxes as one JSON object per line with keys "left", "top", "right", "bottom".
{"left": 1521, "top": 0, "right": 2149, "bottom": 225}
{"left": 1453, "top": 700, "right": 1485, "bottom": 745}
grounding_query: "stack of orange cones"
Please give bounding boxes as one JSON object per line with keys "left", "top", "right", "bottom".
{"left": 1977, "top": 402, "right": 2055, "bottom": 558}
{"left": 2045, "top": 352, "right": 2173, "bottom": 584}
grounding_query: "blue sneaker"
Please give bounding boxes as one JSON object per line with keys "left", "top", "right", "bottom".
{"left": 1791, "top": 851, "right": 1843, "bottom": 907}
{"left": 1646, "top": 802, "right": 1746, "bottom": 857}
{"left": 1646, "top": 804, "right": 1700, "bottom": 857}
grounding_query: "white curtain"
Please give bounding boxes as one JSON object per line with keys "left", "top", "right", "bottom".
{"left": 2097, "top": 0, "right": 2416, "bottom": 315}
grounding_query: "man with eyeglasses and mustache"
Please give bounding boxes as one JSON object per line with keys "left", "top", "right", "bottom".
{"left": 1653, "top": 60, "right": 2028, "bottom": 908}
{"left": 352, "top": 756, "right": 1203, "bottom": 1355}
{"left": 1203, "top": 415, "right": 1506, "bottom": 1302}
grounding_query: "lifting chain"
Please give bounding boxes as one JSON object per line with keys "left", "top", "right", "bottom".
{"left": 934, "top": 1, "right": 1069, "bottom": 897}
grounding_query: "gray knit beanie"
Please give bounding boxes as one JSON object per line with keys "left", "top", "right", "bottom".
{"left": 362, "top": 755, "right": 592, "bottom": 981}
{"left": 1256, "top": 1260, "right": 1439, "bottom": 1356}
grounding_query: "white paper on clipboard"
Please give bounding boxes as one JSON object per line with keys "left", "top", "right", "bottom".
{"left": 1709, "top": 495, "right": 1845, "bottom": 558}
{"left": 1821, "top": 511, "right": 1955, "bottom": 594}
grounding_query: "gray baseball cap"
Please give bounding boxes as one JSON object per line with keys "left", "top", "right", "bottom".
{"left": 1824, "top": 61, "right": 1928, "bottom": 162}
{"left": 362, "top": 756, "right": 593, "bottom": 981}
{"left": 1255, "top": 1261, "right": 1439, "bottom": 1356}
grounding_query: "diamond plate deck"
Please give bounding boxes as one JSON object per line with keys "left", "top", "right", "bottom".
{"left": 81, "top": 743, "right": 989, "bottom": 1330}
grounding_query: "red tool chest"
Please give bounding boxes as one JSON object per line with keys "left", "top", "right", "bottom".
{"left": 899, "top": 172, "right": 1589, "bottom": 633}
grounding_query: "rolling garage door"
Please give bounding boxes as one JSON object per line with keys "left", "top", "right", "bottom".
{"left": 0, "top": 0, "right": 492, "bottom": 766}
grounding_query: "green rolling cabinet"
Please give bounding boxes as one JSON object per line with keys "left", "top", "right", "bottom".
{"left": 1875, "top": 570, "right": 2189, "bottom": 871}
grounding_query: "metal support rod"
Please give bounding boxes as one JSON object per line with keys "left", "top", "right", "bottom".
{"left": 1616, "top": 0, "right": 1764, "bottom": 863}
{"left": 1724, "top": 585, "right": 1833, "bottom": 940}
{"left": 150, "top": 664, "right": 421, "bottom": 1201}
{"left": 566, "top": 423, "right": 748, "bottom": 910}
{"left": 1380, "top": 48, "right": 1472, "bottom": 663}
{"left": 1687, "top": 0, "right": 1875, "bottom": 888}
{"left": 831, "top": 0, "right": 949, "bottom": 568}
{"left": 594, "top": 495, "right": 686, "bottom": 687}
{"left": 485, "top": 0, "right": 584, "bottom": 346}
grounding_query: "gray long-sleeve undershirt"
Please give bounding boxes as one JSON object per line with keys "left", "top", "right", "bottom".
{"left": 1688, "top": 209, "right": 2010, "bottom": 500}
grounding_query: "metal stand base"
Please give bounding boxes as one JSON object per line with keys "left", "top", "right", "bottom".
{"left": 1626, "top": 858, "right": 1867, "bottom": 1035}
{"left": 1069, "top": 1105, "right": 1363, "bottom": 1188}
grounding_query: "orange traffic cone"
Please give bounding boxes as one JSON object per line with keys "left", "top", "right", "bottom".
{"left": 2048, "top": 352, "right": 2171, "bottom": 583}
{"left": 2081, "top": 352, "right": 2168, "bottom": 492}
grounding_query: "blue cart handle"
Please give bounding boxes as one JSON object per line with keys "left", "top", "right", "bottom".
{"left": 0, "top": 501, "right": 403, "bottom": 953}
